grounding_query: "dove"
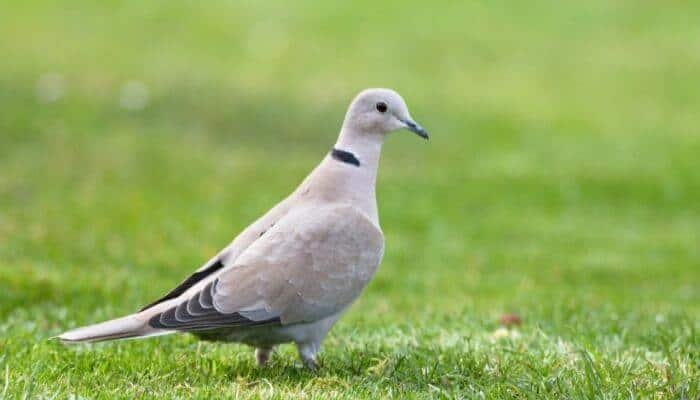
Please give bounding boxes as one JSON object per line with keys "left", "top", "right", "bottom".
{"left": 56, "top": 88, "right": 428, "bottom": 369}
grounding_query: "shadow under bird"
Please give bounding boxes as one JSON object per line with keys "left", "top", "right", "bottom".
{"left": 57, "top": 88, "right": 429, "bottom": 369}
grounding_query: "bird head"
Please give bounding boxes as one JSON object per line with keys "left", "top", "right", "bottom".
{"left": 342, "top": 88, "right": 428, "bottom": 140}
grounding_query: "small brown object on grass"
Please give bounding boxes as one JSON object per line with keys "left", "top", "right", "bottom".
{"left": 498, "top": 313, "right": 522, "bottom": 327}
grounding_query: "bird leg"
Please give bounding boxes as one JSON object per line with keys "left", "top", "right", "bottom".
{"left": 296, "top": 341, "right": 320, "bottom": 370}
{"left": 255, "top": 347, "right": 274, "bottom": 367}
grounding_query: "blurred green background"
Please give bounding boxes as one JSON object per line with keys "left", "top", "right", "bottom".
{"left": 1, "top": 1, "right": 699, "bottom": 398}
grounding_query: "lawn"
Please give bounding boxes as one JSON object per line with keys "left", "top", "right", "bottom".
{"left": 1, "top": 1, "right": 699, "bottom": 398}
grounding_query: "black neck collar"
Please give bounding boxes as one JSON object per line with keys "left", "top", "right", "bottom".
{"left": 331, "top": 148, "right": 360, "bottom": 167}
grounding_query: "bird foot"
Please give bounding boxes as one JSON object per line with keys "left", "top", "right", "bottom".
{"left": 255, "top": 347, "right": 273, "bottom": 367}
{"left": 296, "top": 341, "right": 320, "bottom": 371}
{"left": 302, "top": 357, "right": 319, "bottom": 371}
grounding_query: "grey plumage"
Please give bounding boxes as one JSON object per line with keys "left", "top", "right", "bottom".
{"left": 56, "top": 88, "right": 428, "bottom": 369}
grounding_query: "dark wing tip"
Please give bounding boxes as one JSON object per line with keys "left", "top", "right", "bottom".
{"left": 139, "top": 260, "right": 225, "bottom": 312}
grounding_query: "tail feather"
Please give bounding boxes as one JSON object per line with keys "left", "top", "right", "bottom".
{"left": 55, "top": 314, "right": 172, "bottom": 344}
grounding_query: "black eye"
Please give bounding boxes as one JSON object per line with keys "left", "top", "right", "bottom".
{"left": 375, "top": 102, "right": 387, "bottom": 113}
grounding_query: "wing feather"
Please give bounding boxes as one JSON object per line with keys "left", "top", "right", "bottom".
{"left": 147, "top": 205, "right": 383, "bottom": 332}
{"left": 139, "top": 260, "right": 225, "bottom": 312}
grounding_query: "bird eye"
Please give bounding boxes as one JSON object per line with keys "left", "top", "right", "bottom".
{"left": 375, "top": 102, "right": 387, "bottom": 113}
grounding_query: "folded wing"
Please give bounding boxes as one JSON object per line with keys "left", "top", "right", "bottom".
{"left": 148, "top": 204, "right": 384, "bottom": 331}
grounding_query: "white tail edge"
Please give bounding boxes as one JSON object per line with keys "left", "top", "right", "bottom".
{"left": 53, "top": 314, "right": 172, "bottom": 344}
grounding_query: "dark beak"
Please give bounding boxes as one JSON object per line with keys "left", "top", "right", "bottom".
{"left": 400, "top": 118, "right": 429, "bottom": 140}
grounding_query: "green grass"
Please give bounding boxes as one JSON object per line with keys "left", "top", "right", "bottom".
{"left": 1, "top": 0, "right": 699, "bottom": 398}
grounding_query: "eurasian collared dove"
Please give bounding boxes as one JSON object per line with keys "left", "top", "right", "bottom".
{"left": 56, "top": 88, "right": 428, "bottom": 369}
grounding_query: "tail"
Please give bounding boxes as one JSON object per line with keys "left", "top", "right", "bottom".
{"left": 54, "top": 314, "right": 173, "bottom": 344}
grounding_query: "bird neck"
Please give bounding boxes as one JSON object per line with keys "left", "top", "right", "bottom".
{"left": 297, "top": 128, "right": 384, "bottom": 224}
{"left": 333, "top": 130, "right": 383, "bottom": 223}
{"left": 333, "top": 128, "right": 384, "bottom": 171}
